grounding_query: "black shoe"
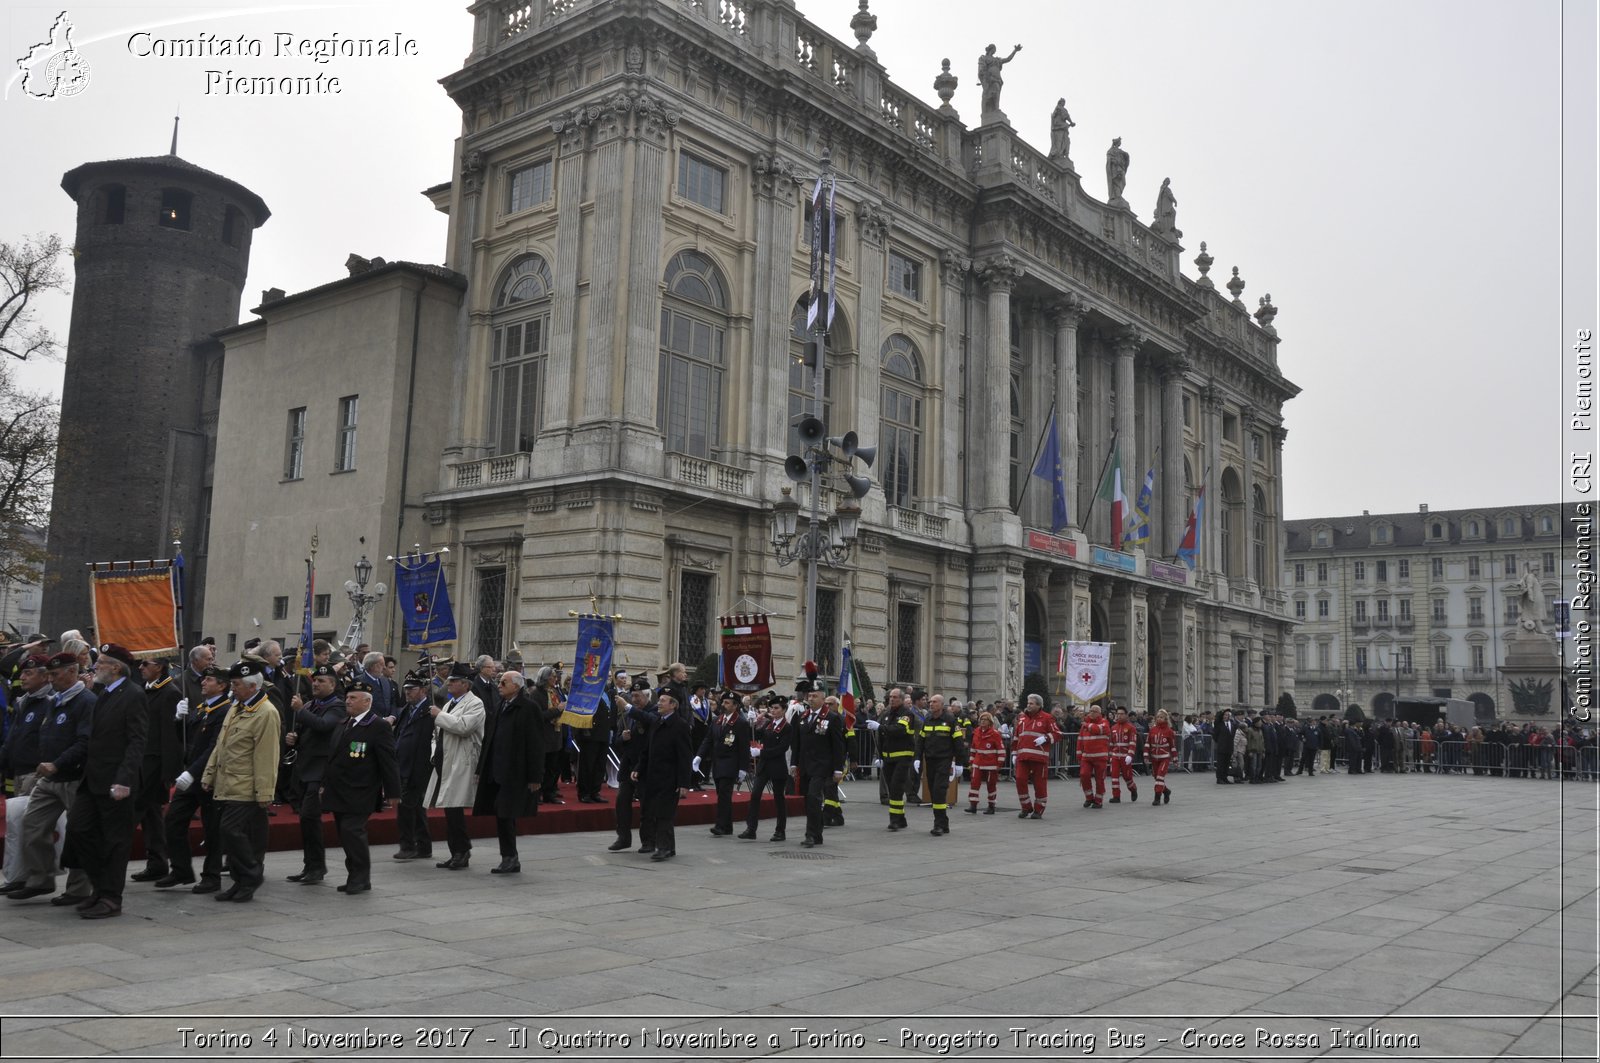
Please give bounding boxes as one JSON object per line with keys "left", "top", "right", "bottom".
{"left": 74, "top": 894, "right": 102, "bottom": 912}
{"left": 436, "top": 854, "right": 469, "bottom": 870}
{"left": 1163, "top": 791, "right": 1171, "bottom": 804}
{"left": 215, "top": 885, "right": 241, "bottom": 902}
{"left": 801, "top": 837, "right": 816, "bottom": 848}
{"left": 490, "top": 858, "right": 521, "bottom": 875}
{"left": 79, "top": 898, "right": 122, "bottom": 919}
{"left": 392, "top": 850, "right": 418, "bottom": 861}
{"left": 1083, "top": 797, "right": 1094, "bottom": 808}
{"left": 736, "top": 829, "right": 757, "bottom": 840}
{"left": 1019, "top": 809, "right": 1033, "bottom": 818}
{"left": 1129, "top": 788, "right": 1138, "bottom": 801}
{"left": 130, "top": 866, "right": 168, "bottom": 883}
{"left": 0, "top": 881, "right": 25, "bottom": 895}
{"left": 769, "top": 831, "right": 785, "bottom": 842}
{"left": 963, "top": 806, "right": 978, "bottom": 815}
{"left": 1109, "top": 795, "right": 1121, "bottom": 803}
{"left": 337, "top": 882, "right": 372, "bottom": 894}
{"left": 191, "top": 880, "right": 221, "bottom": 895}
{"left": 1030, "top": 810, "right": 1043, "bottom": 819}
{"left": 649, "top": 849, "right": 675, "bottom": 862}
{"left": 930, "top": 827, "right": 945, "bottom": 836}
{"left": 983, "top": 805, "right": 996, "bottom": 815}
{"left": 295, "top": 871, "right": 326, "bottom": 885}
{"left": 154, "top": 873, "right": 195, "bottom": 889}
{"left": 229, "top": 886, "right": 257, "bottom": 903}
{"left": 5, "top": 886, "right": 54, "bottom": 901}
{"left": 708, "top": 826, "right": 730, "bottom": 837}
{"left": 49, "top": 892, "right": 93, "bottom": 908}
{"left": 637, "top": 846, "right": 656, "bottom": 855}
{"left": 886, "top": 822, "right": 902, "bottom": 831}
{"left": 607, "top": 839, "right": 632, "bottom": 852}
{"left": 1151, "top": 790, "right": 1160, "bottom": 804}
{"left": 285, "top": 870, "right": 310, "bottom": 882}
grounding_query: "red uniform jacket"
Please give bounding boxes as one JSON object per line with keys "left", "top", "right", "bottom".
{"left": 1145, "top": 723, "right": 1176, "bottom": 761}
{"left": 1109, "top": 720, "right": 1138, "bottom": 760}
{"left": 1076, "top": 716, "right": 1110, "bottom": 760}
{"left": 968, "top": 725, "right": 1004, "bottom": 770}
{"left": 1012, "top": 710, "right": 1060, "bottom": 763}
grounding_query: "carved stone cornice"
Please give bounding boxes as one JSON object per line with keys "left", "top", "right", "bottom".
{"left": 1270, "top": 425, "right": 1288, "bottom": 448}
{"left": 977, "top": 254, "right": 1022, "bottom": 293}
{"left": 550, "top": 104, "right": 598, "bottom": 153}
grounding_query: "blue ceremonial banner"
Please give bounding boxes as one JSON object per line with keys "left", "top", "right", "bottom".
{"left": 393, "top": 554, "right": 457, "bottom": 649}
{"left": 560, "top": 615, "right": 614, "bottom": 731}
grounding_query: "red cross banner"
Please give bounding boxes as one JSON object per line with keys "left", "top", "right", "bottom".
{"left": 719, "top": 614, "right": 774, "bottom": 692}
{"left": 1063, "top": 641, "right": 1113, "bottom": 704}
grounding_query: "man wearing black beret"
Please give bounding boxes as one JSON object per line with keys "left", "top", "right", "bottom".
{"left": 284, "top": 664, "right": 345, "bottom": 885}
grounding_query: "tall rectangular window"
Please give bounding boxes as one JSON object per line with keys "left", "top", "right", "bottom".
{"left": 1236, "top": 649, "right": 1249, "bottom": 701}
{"left": 284, "top": 407, "right": 306, "bottom": 480}
{"left": 474, "top": 567, "right": 506, "bottom": 660}
{"left": 1316, "top": 562, "right": 1328, "bottom": 583}
{"left": 1400, "top": 647, "right": 1413, "bottom": 673}
{"left": 1398, "top": 559, "right": 1410, "bottom": 580}
{"left": 813, "top": 589, "right": 839, "bottom": 677}
{"left": 1544, "top": 551, "right": 1556, "bottom": 574}
{"left": 335, "top": 395, "right": 359, "bottom": 472}
{"left": 1433, "top": 645, "right": 1447, "bottom": 672}
{"left": 1432, "top": 557, "right": 1444, "bottom": 578}
{"left": 1354, "top": 600, "right": 1368, "bottom": 622}
{"left": 1376, "top": 560, "right": 1388, "bottom": 582}
{"left": 1376, "top": 599, "right": 1390, "bottom": 621}
{"left": 1504, "top": 554, "right": 1517, "bottom": 575}
{"left": 1432, "top": 599, "right": 1447, "bottom": 623}
{"left": 1317, "top": 599, "right": 1329, "bottom": 619}
{"left": 678, "top": 571, "right": 712, "bottom": 668}
{"left": 1470, "top": 644, "right": 1485, "bottom": 671}
{"left": 1356, "top": 648, "right": 1368, "bottom": 675}
{"left": 887, "top": 250, "right": 923, "bottom": 301}
{"left": 1294, "top": 600, "right": 1306, "bottom": 619}
{"left": 1468, "top": 596, "right": 1484, "bottom": 621}
{"left": 1353, "top": 561, "right": 1366, "bottom": 581}
{"left": 1295, "top": 643, "right": 1308, "bottom": 671}
{"left": 491, "top": 315, "right": 547, "bottom": 454}
{"left": 678, "top": 151, "right": 727, "bottom": 213}
{"left": 894, "top": 599, "right": 920, "bottom": 684}
{"left": 1317, "top": 643, "right": 1331, "bottom": 672}
{"left": 1505, "top": 600, "right": 1520, "bottom": 625}
{"left": 313, "top": 594, "right": 331, "bottom": 619}
{"left": 1467, "top": 556, "right": 1480, "bottom": 578}
{"left": 1294, "top": 563, "right": 1305, "bottom": 584}
{"left": 1399, "top": 598, "right": 1412, "bottom": 621}
{"left": 507, "top": 159, "right": 552, "bottom": 213}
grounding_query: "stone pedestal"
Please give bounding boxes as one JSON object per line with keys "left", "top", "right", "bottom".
{"left": 1499, "top": 626, "right": 1565, "bottom": 718}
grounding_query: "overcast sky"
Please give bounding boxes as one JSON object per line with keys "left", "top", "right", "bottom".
{"left": 2, "top": 0, "right": 1587, "bottom": 521}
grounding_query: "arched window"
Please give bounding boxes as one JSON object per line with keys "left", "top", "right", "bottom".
{"left": 1220, "top": 468, "right": 1244, "bottom": 578}
{"left": 489, "top": 253, "right": 553, "bottom": 455}
{"left": 659, "top": 251, "right": 729, "bottom": 458}
{"left": 1252, "top": 483, "right": 1269, "bottom": 583}
{"left": 880, "top": 334, "right": 924, "bottom": 508}
{"left": 158, "top": 188, "right": 191, "bottom": 230}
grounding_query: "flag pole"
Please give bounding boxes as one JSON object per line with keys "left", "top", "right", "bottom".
{"left": 1012, "top": 398, "right": 1057, "bottom": 514}
{"left": 1081, "top": 427, "right": 1119, "bottom": 526}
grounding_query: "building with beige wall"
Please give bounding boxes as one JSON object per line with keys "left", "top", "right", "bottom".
{"left": 414, "top": 0, "right": 1299, "bottom": 709}
{"left": 1283, "top": 503, "right": 1581, "bottom": 722}
{"left": 201, "top": 258, "right": 465, "bottom": 656}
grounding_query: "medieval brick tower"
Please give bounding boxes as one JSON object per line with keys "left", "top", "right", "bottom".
{"left": 42, "top": 147, "right": 269, "bottom": 639}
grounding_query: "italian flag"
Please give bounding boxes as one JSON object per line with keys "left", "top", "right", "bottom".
{"left": 1098, "top": 440, "right": 1130, "bottom": 548}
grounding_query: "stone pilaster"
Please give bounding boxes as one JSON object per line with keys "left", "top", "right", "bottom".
{"left": 580, "top": 100, "right": 626, "bottom": 429}
{"left": 1202, "top": 383, "right": 1224, "bottom": 579}
{"left": 855, "top": 200, "right": 890, "bottom": 465}
{"left": 1269, "top": 425, "right": 1288, "bottom": 593}
{"left": 542, "top": 110, "right": 590, "bottom": 441}
{"left": 750, "top": 153, "right": 797, "bottom": 462}
{"left": 1239, "top": 404, "right": 1258, "bottom": 589}
{"left": 1112, "top": 327, "right": 1141, "bottom": 545}
{"left": 443, "top": 146, "right": 488, "bottom": 479}
{"left": 618, "top": 94, "right": 678, "bottom": 472}
{"left": 978, "top": 257, "right": 1020, "bottom": 513}
{"left": 1045, "top": 297, "right": 1088, "bottom": 530}
{"left": 1159, "top": 354, "right": 1189, "bottom": 557}
{"left": 938, "top": 249, "right": 971, "bottom": 507}
{"left": 1128, "top": 583, "right": 1149, "bottom": 714}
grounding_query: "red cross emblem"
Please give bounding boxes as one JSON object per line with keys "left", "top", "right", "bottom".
{"left": 1079, "top": 671, "right": 1094, "bottom": 684}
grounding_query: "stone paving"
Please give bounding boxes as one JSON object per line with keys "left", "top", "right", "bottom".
{"left": 0, "top": 769, "right": 1595, "bottom": 1062}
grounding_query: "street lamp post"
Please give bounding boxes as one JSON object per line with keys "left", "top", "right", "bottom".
{"left": 342, "top": 553, "right": 386, "bottom": 650}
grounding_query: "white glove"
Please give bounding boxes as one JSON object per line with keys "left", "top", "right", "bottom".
{"left": 866, "top": 720, "right": 880, "bottom": 731}
{"left": 1125, "top": 755, "right": 1134, "bottom": 766}
{"left": 174, "top": 698, "right": 190, "bottom": 720}
{"left": 871, "top": 758, "right": 882, "bottom": 769}
{"left": 952, "top": 765, "right": 964, "bottom": 781}
{"left": 174, "top": 771, "right": 194, "bottom": 792}
{"left": 692, "top": 756, "right": 702, "bottom": 773}
{"left": 1034, "top": 735, "right": 1047, "bottom": 747}
{"left": 913, "top": 760, "right": 921, "bottom": 774}
{"left": 737, "top": 770, "right": 747, "bottom": 783}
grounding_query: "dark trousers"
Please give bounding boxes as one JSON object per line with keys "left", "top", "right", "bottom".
{"left": 136, "top": 791, "right": 169, "bottom": 869}
{"left": 218, "top": 801, "right": 268, "bottom": 888}
{"left": 613, "top": 771, "right": 652, "bottom": 846}
{"left": 883, "top": 756, "right": 912, "bottom": 821}
{"left": 576, "top": 742, "right": 606, "bottom": 799}
{"left": 1214, "top": 743, "right": 1232, "bottom": 782}
{"left": 164, "top": 788, "right": 223, "bottom": 881}
{"left": 745, "top": 763, "right": 788, "bottom": 832}
{"left": 296, "top": 785, "right": 327, "bottom": 872}
{"left": 64, "top": 789, "right": 137, "bottom": 904}
{"left": 641, "top": 791, "right": 679, "bottom": 854}
{"left": 496, "top": 816, "right": 518, "bottom": 858}
{"left": 925, "top": 758, "right": 952, "bottom": 825}
{"left": 1298, "top": 748, "right": 1317, "bottom": 775}
{"left": 541, "top": 751, "right": 564, "bottom": 799}
{"left": 444, "top": 808, "right": 471, "bottom": 855}
{"left": 397, "top": 779, "right": 431, "bottom": 855}
{"left": 713, "top": 776, "right": 736, "bottom": 832}
{"left": 336, "top": 812, "right": 371, "bottom": 887}
{"left": 800, "top": 772, "right": 828, "bottom": 840}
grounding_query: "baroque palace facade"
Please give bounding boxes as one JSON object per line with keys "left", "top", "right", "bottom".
{"left": 414, "top": 0, "right": 1299, "bottom": 708}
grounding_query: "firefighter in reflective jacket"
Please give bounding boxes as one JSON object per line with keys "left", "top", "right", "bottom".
{"left": 914, "top": 695, "right": 966, "bottom": 836}
{"left": 1108, "top": 705, "right": 1139, "bottom": 804}
{"left": 1076, "top": 702, "right": 1111, "bottom": 809}
{"left": 871, "top": 687, "right": 919, "bottom": 830}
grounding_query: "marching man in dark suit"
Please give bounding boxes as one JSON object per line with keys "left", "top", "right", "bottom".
{"left": 62, "top": 643, "right": 148, "bottom": 919}
{"left": 738, "top": 695, "right": 792, "bottom": 842}
{"left": 389, "top": 674, "right": 436, "bottom": 861}
{"left": 633, "top": 691, "right": 693, "bottom": 862}
{"left": 791, "top": 680, "right": 846, "bottom": 849}
{"left": 285, "top": 664, "right": 345, "bottom": 885}
{"left": 130, "top": 657, "right": 181, "bottom": 883}
{"left": 156, "top": 667, "right": 232, "bottom": 892}
{"left": 607, "top": 677, "right": 655, "bottom": 854}
{"left": 472, "top": 670, "right": 545, "bottom": 875}
{"left": 319, "top": 680, "right": 400, "bottom": 894}
{"left": 697, "top": 691, "right": 752, "bottom": 837}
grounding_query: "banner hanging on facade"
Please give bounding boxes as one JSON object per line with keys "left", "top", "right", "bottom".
{"left": 393, "top": 553, "right": 457, "bottom": 648}
{"left": 89, "top": 560, "right": 181, "bottom": 658}
{"left": 1063, "top": 641, "right": 1113, "bottom": 704}
{"left": 719, "top": 614, "right": 775, "bottom": 692}
{"left": 560, "top": 615, "right": 614, "bottom": 730}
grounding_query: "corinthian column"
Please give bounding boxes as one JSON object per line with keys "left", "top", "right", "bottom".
{"left": 978, "top": 256, "right": 1022, "bottom": 513}
{"left": 1111, "top": 326, "right": 1142, "bottom": 544}
{"left": 1159, "top": 353, "right": 1190, "bottom": 557}
{"left": 1046, "top": 297, "right": 1088, "bottom": 531}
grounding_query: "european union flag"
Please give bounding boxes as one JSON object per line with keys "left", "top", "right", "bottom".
{"left": 393, "top": 554, "right": 457, "bottom": 648}
{"left": 1031, "top": 408, "right": 1070, "bottom": 535}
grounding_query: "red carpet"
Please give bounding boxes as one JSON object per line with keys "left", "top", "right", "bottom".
{"left": 2, "top": 780, "right": 814, "bottom": 858}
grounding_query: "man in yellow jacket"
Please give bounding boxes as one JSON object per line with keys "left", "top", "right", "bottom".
{"left": 201, "top": 660, "right": 281, "bottom": 903}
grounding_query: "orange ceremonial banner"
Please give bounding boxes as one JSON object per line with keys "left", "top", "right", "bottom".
{"left": 90, "top": 565, "right": 180, "bottom": 658}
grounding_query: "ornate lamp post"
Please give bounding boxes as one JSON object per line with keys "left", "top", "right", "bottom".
{"left": 342, "top": 553, "right": 386, "bottom": 650}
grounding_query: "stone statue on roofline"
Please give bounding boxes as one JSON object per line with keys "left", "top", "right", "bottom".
{"left": 977, "top": 43, "right": 1021, "bottom": 117}
{"left": 1049, "top": 98, "right": 1075, "bottom": 160}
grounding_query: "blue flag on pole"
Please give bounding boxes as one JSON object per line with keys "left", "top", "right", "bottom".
{"left": 393, "top": 554, "right": 457, "bottom": 648}
{"left": 560, "top": 615, "right": 614, "bottom": 730}
{"left": 1030, "top": 408, "right": 1070, "bottom": 535}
